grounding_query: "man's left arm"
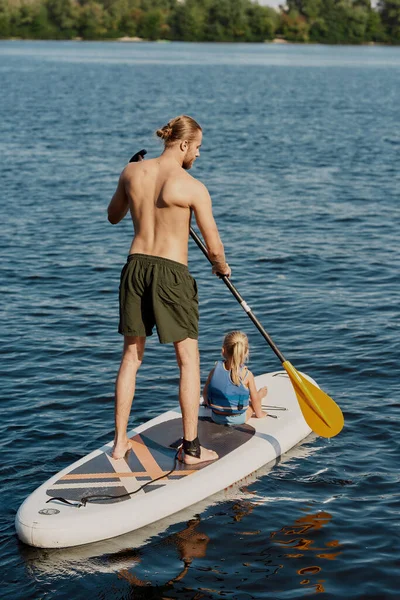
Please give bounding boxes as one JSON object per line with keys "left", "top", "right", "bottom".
{"left": 107, "top": 172, "right": 129, "bottom": 224}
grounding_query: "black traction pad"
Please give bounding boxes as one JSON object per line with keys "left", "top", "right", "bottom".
{"left": 145, "top": 416, "right": 255, "bottom": 469}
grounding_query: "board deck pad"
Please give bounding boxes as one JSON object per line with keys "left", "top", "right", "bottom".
{"left": 46, "top": 416, "right": 255, "bottom": 505}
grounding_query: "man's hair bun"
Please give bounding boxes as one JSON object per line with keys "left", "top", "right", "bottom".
{"left": 156, "top": 124, "right": 173, "bottom": 141}
{"left": 155, "top": 115, "right": 202, "bottom": 147}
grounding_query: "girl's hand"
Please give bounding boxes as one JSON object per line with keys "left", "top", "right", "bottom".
{"left": 258, "top": 386, "right": 268, "bottom": 399}
{"left": 255, "top": 410, "right": 268, "bottom": 419}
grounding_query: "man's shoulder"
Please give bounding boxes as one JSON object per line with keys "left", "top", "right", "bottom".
{"left": 121, "top": 159, "right": 156, "bottom": 177}
{"left": 184, "top": 173, "right": 210, "bottom": 199}
{"left": 167, "top": 170, "right": 208, "bottom": 199}
{"left": 120, "top": 161, "right": 142, "bottom": 183}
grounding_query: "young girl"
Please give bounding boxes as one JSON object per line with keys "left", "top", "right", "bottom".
{"left": 203, "top": 331, "right": 268, "bottom": 425}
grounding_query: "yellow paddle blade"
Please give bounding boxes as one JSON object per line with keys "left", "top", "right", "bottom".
{"left": 282, "top": 361, "right": 344, "bottom": 438}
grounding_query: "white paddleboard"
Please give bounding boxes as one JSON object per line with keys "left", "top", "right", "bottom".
{"left": 15, "top": 371, "right": 314, "bottom": 548}
{"left": 22, "top": 439, "right": 318, "bottom": 577}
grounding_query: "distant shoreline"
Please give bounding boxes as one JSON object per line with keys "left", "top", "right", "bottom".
{"left": 1, "top": 0, "right": 398, "bottom": 47}
{"left": 0, "top": 37, "right": 392, "bottom": 46}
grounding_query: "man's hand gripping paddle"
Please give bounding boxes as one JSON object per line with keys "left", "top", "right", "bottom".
{"left": 129, "top": 149, "right": 147, "bottom": 163}
{"left": 189, "top": 227, "right": 344, "bottom": 439}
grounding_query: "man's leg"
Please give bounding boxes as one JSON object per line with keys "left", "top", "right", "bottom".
{"left": 112, "top": 335, "right": 146, "bottom": 459}
{"left": 174, "top": 338, "right": 218, "bottom": 464}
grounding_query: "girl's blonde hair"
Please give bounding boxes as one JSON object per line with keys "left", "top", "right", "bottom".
{"left": 156, "top": 115, "right": 202, "bottom": 146}
{"left": 223, "top": 331, "right": 249, "bottom": 386}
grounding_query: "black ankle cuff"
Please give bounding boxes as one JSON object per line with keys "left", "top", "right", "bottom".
{"left": 182, "top": 436, "right": 201, "bottom": 458}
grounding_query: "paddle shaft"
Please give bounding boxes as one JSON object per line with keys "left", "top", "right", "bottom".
{"left": 189, "top": 227, "right": 287, "bottom": 364}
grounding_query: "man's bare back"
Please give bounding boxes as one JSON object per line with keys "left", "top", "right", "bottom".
{"left": 108, "top": 138, "right": 229, "bottom": 274}
{"left": 124, "top": 158, "right": 200, "bottom": 265}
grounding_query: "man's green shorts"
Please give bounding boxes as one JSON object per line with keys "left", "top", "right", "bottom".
{"left": 118, "top": 254, "right": 199, "bottom": 344}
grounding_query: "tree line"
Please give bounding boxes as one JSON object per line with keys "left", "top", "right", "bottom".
{"left": 0, "top": 0, "right": 399, "bottom": 44}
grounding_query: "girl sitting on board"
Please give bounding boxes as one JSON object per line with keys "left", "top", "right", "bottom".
{"left": 202, "top": 331, "right": 268, "bottom": 425}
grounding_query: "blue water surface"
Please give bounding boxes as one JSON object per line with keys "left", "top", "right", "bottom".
{"left": 0, "top": 41, "right": 399, "bottom": 599}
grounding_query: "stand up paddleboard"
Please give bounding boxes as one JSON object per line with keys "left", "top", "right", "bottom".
{"left": 16, "top": 371, "right": 314, "bottom": 549}
{"left": 21, "top": 440, "right": 317, "bottom": 577}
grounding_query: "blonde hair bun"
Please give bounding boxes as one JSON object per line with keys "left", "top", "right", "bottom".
{"left": 156, "top": 124, "right": 173, "bottom": 141}
{"left": 155, "top": 115, "right": 202, "bottom": 146}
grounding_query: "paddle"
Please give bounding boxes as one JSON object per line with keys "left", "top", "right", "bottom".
{"left": 189, "top": 227, "right": 344, "bottom": 438}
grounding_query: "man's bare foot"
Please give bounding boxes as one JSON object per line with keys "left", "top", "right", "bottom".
{"left": 179, "top": 445, "right": 218, "bottom": 465}
{"left": 111, "top": 439, "right": 133, "bottom": 460}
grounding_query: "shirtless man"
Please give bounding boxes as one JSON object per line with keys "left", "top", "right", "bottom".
{"left": 107, "top": 115, "right": 231, "bottom": 464}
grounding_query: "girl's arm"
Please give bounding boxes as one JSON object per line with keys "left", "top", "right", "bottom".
{"left": 202, "top": 368, "right": 215, "bottom": 406}
{"left": 247, "top": 371, "right": 267, "bottom": 418}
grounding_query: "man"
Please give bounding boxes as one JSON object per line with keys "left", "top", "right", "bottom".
{"left": 107, "top": 115, "right": 231, "bottom": 464}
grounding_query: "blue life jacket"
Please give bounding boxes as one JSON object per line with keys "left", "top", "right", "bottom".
{"left": 208, "top": 361, "right": 250, "bottom": 415}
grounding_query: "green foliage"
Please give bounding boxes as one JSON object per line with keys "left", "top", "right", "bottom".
{"left": 287, "top": 0, "right": 324, "bottom": 20}
{"left": 366, "top": 7, "right": 387, "bottom": 41}
{"left": 284, "top": 0, "right": 395, "bottom": 44}
{"left": 280, "top": 9, "right": 310, "bottom": 41}
{"left": 137, "top": 8, "right": 166, "bottom": 40}
{"left": 246, "top": 4, "right": 279, "bottom": 41}
{"left": 169, "top": 1, "right": 207, "bottom": 41}
{"left": 29, "top": 4, "right": 58, "bottom": 39}
{"left": 7, "top": 1, "right": 55, "bottom": 39}
{"left": 0, "top": 0, "right": 398, "bottom": 44}
{"left": 79, "top": 2, "right": 108, "bottom": 39}
{"left": 46, "top": 0, "right": 79, "bottom": 38}
{"left": 0, "top": 0, "right": 11, "bottom": 38}
{"left": 379, "top": 0, "right": 400, "bottom": 42}
{"left": 310, "top": 0, "right": 369, "bottom": 44}
{"left": 169, "top": 0, "right": 279, "bottom": 42}
{"left": 283, "top": 0, "right": 398, "bottom": 43}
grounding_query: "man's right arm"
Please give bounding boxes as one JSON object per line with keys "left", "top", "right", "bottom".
{"left": 191, "top": 182, "right": 231, "bottom": 277}
{"left": 107, "top": 170, "right": 129, "bottom": 225}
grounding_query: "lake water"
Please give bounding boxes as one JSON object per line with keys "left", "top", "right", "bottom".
{"left": 1, "top": 41, "right": 399, "bottom": 599}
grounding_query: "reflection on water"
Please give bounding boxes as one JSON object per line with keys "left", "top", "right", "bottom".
{"left": 117, "top": 517, "right": 210, "bottom": 598}
{"left": 271, "top": 510, "right": 341, "bottom": 595}
{"left": 20, "top": 499, "right": 342, "bottom": 598}
{"left": 109, "top": 506, "right": 340, "bottom": 598}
